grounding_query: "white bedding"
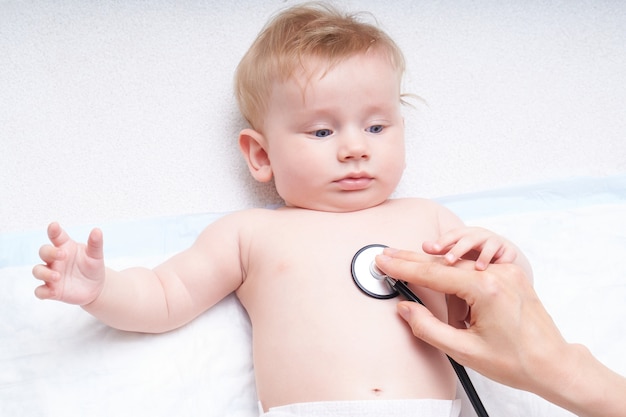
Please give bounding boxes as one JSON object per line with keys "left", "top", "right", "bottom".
{"left": 2, "top": 174, "right": 625, "bottom": 417}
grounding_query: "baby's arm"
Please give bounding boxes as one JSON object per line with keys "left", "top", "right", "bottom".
{"left": 33, "top": 215, "right": 245, "bottom": 333}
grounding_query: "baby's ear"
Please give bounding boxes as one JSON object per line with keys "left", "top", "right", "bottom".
{"left": 239, "top": 128, "right": 273, "bottom": 182}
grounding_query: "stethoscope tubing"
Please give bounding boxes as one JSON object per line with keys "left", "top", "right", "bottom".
{"left": 386, "top": 277, "right": 490, "bottom": 417}
{"left": 351, "top": 244, "right": 490, "bottom": 416}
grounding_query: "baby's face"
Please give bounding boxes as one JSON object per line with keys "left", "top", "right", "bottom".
{"left": 262, "top": 52, "right": 406, "bottom": 212}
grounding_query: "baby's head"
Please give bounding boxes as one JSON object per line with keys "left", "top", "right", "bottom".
{"left": 235, "top": 2, "right": 406, "bottom": 132}
{"left": 235, "top": 3, "right": 408, "bottom": 212}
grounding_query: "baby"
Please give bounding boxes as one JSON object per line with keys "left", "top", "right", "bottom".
{"left": 33, "top": 4, "right": 532, "bottom": 417}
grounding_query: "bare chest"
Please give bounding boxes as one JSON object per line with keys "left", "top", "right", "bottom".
{"left": 237, "top": 202, "right": 444, "bottom": 317}
{"left": 234, "top": 201, "right": 456, "bottom": 406}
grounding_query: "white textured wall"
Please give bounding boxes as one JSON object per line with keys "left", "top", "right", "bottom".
{"left": 2, "top": 0, "right": 625, "bottom": 233}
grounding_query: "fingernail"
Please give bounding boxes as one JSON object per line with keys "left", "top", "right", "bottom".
{"left": 445, "top": 253, "right": 456, "bottom": 263}
{"left": 398, "top": 304, "right": 411, "bottom": 321}
{"left": 376, "top": 254, "right": 391, "bottom": 263}
{"left": 383, "top": 247, "right": 399, "bottom": 255}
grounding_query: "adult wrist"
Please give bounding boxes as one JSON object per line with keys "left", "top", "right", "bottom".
{"left": 536, "top": 343, "right": 609, "bottom": 417}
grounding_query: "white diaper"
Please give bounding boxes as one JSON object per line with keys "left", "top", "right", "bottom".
{"left": 259, "top": 399, "right": 462, "bottom": 417}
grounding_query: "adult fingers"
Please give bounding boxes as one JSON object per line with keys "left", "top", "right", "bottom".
{"left": 375, "top": 252, "right": 476, "bottom": 298}
{"left": 380, "top": 248, "right": 441, "bottom": 264}
{"left": 381, "top": 247, "right": 476, "bottom": 270}
{"left": 397, "top": 301, "right": 475, "bottom": 364}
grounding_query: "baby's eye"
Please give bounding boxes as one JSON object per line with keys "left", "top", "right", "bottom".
{"left": 313, "top": 128, "right": 333, "bottom": 138}
{"left": 366, "top": 125, "right": 384, "bottom": 134}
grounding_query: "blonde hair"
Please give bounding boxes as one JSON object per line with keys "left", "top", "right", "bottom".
{"left": 234, "top": 2, "right": 406, "bottom": 131}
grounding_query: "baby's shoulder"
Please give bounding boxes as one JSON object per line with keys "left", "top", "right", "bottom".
{"left": 213, "top": 207, "right": 281, "bottom": 226}
{"left": 387, "top": 197, "right": 464, "bottom": 232}
{"left": 191, "top": 207, "right": 285, "bottom": 251}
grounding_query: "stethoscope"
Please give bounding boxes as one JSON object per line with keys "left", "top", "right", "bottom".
{"left": 351, "top": 244, "right": 490, "bottom": 417}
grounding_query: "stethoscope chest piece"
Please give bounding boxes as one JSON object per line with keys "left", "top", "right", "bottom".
{"left": 351, "top": 244, "right": 398, "bottom": 299}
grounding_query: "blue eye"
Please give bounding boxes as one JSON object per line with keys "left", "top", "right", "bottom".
{"left": 366, "top": 125, "right": 384, "bottom": 134}
{"left": 313, "top": 129, "right": 333, "bottom": 138}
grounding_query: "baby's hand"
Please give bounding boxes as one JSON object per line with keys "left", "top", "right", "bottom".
{"left": 422, "top": 226, "right": 517, "bottom": 270}
{"left": 32, "top": 222, "right": 106, "bottom": 305}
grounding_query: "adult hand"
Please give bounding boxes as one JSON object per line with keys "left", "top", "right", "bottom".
{"left": 375, "top": 248, "right": 626, "bottom": 417}
{"left": 376, "top": 248, "right": 558, "bottom": 390}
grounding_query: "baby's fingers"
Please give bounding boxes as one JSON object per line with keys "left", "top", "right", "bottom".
{"left": 32, "top": 264, "right": 60, "bottom": 283}
{"left": 421, "top": 240, "right": 449, "bottom": 256}
{"left": 85, "top": 228, "right": 104, "bottom": 260}
{"left": 442, "top": 237, "right": 478, "bottom": 265}
{"left": 424, "top": 228, "right": 476, "bottom": 260}
{"left": 34, "top": 282, "right": 58, "bottom": 300}
{"left": 426, "top": 228, "right": 467, "bottom": 250}
{"left": 474, "top": 237, "right": 504, "bottom": 270}
{"left": 47, "top": 222, "right": 71, "bottom": 247}
{"left": 38, "top": 244, "right": 65, "bottom": 264}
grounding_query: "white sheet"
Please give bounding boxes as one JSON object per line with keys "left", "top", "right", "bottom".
{"left": 2, "top": 174, "right": 625, "bottom": 417}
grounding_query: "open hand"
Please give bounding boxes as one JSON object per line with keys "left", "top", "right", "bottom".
{"left": 32, "top": 222, "right": 106, "bottom": 305}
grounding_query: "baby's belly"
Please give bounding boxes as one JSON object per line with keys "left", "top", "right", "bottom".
{"left": 249, "top": 289, "right": 457, "bottom": 411}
